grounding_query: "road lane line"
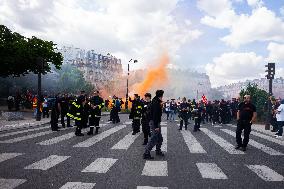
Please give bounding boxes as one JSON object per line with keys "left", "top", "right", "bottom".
{"left": 246, "top": 165, "right": 284, "bottom": 181}
{"left": 73, "top": 125, "right": 126, "bottom": 148}
{"left": 181, "top": 130, "right": 206, "bottom": 154}
{"left": 196, "top": 163, "right": 228, "bottom": 179}
{"left": 0, "top": 178, "right": 26, "bottom": 189}
{"left": 0, "top": 126, "right": 49, "bottom": 138}
{"left": 221, "top": 129, "right": 283, "bottom": 156}
{"left": 37, "top": 132, "right": 75, "bottom": 145}
{"left": 59, "top": 182, "right": 96, "bottom": 189}
{"left": 142, "top": 161, "right": 168, "bottom": 176}
{"left": 24, "top": 155, "right": 70, "bottom": 170}
{"left": 111, "top": 132, "right": 141, "bottom": 150}
{"left": 82, "top": 158, "right": 117, "bottom": 173}
{"left": 200, "top": 128, "right": 244, "bottom": 154}
{"left": 0, "top": 153, "right": 23, "bottom": 163}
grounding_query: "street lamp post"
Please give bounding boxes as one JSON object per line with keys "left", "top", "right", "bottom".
{"left": 196, "top": 82, "right": 203, "bottom": 100}
{"left": 125, "top": 59, "right": 138, "bottom": 110}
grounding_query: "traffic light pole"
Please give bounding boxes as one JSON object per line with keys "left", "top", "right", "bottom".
{"left": 264, "top": 63, "right": 275, "bottom": 130}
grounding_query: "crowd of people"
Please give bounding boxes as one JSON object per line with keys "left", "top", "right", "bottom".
{"left": 5, "top": 89, "right": 283, "bottom": 158}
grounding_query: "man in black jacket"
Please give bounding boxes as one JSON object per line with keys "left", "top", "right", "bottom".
{"left": 143, "top": 90, "right": 165, "bottom": 159}
{"left": 88, "top": 91, "right": 104, "bottom": 135}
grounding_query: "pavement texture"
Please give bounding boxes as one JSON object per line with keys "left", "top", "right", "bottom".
{"left": 0, "top": 114, "right": 283, "bottom": 189}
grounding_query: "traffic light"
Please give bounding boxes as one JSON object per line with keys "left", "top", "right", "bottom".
{"left": 265, "top": 63, "right": 275, "bottom": 79}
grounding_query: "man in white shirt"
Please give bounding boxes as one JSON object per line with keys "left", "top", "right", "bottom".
{"left": 275, "top": 99, "right": 284, "bottom": 138}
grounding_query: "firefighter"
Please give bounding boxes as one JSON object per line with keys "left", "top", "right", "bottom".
{"left": 112, "top": 96, "right": 121, "bottom": 124}
{"left": 50, "top": 95, "right": 60, "bottom": 131}
{"left": 58, "top": 94, "right": 69, "bottom": 128}
{"left": 141, "top": 93, "right": 152, "bottom": 145}
{"left": 88, "top": 91, "right": 104, "bottom": 135}
{"left": 178, "top": 97, "right": 190, "bottom": 130}
{"left": 67, "top": 95, "right": 87, "bottom": 136}
{"left": 130, "top": 94, "right": 143, "bottom": 135}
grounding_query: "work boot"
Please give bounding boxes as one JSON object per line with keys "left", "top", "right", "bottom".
{"left": 95, "top": 127, "right": 99, "bottom": 134}
{"left": 87, "top": 127, "right": 94, "bottom": 135}
{"left": 143, "top": 153, "right": 154, "bottom": 160}
{"left": 142, "top": 139, "right": 148, "bottom": 145}
{"left": 235, "top": 145, "right": 242, "bottom": 150}
{"left": 132, "top": 132, "right": 136, "bottom": 135}
{"left": 242, "top": 147, "right": 247, "bottom": 151}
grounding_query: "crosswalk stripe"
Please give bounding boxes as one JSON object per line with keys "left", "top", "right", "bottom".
{"left": 82, "top": 158, "right": 117, "bottom": 173}
{"left": 0, "top": 126, "right": 49, "bottom": 138}
{"left": 221, "top": 129, "right": 283, "bottom": 156}
{"left": 196, "top": 163, "right": 228, "bottom": 179}
{"left": 0, "top": 153, "right": 23, "bottom": 163}
{"left": 246, "top": 165, "right": 284, "bottom": 181}
{"left": 151, "top": 127, "right": 167, "bottom": 152}
{"left": 160, "top": 122, "right": 167, "bottom": 126}
{"left": 0, "top": 178, "right": 27, "bottom": 189}
{"left": 37, "top": 132, "right": 75, "bottom": 145}
{"left": 181, "top": 130, "right": 206, "bottom": 153}
{"left": 124, "top": 121, "right": 132, "bottom": 124}
{"left": 0, "top": 130, "right": 53, "bottom": 144}
{"left": 73, "top": 125, "right": 127, "bottom": 148}
{"left": 111, "top": 132, "right": 141, "bottom": 150}
{"left": 142, "top": 161, "right": 168, "bottom": 176}
{"left": 24, "top": 155, "right": 70, "bottom": 170}
{"left": 200, "top": 128, "right": 245, "bottom": 154}
{"left": 59, "top": 182, "right": 96, "bottom": 189}
{"left": 137, "top": 187, "right": 168, "bottom": 189}
{"left": 250, "top": 131, "right": 284, "bottom": 146}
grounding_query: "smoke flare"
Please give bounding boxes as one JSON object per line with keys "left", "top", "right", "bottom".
{"left": 133, "top": 53, "right": 169, "bottom": 96}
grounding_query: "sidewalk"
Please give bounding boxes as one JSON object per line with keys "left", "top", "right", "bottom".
{"left": 0, "top": 111, "right": 111, "bottom": 132}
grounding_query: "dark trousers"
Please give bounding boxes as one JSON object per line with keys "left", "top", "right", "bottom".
{"left": 142, "top": 119, "right": 150, "bottom": 143}
{"left": 276, "top": 121, "right": 283, "bottom": 136}
{"left": 43, "top": 107, "right": 49, "bottom": 118}
{"left": 145, "top": 121, "right": 163, "bottom": 154}
{"left": 112, "top": 108, "right": 120, "bottom": 123}
{"left": 236, "top": 120, "right": 252, "bottom": 147}
{"left": 180, "top": 119, "right": 188, "bottom": 130}
{"left": 132, "top": 119, "right": 141, "bottom": 133}
{"left": 271, "top": 117, "right": 278, "bottom": 131}
{"left": 89, "top": 116, "right": 101, "bottom": 128}
{"left": 50, "top": 108, "right": 58, "bottom": 131}
{"left": 61, "top": 111, "right": 70, "bottom": 127}
{"left": 75, "top": 120, "right": 82, "bottom": 134}
{"left": 166, "top": 111, "right": 170, "bottom": 120}
{"left": 194, "top": 117, "right": 201, "bottom": 131}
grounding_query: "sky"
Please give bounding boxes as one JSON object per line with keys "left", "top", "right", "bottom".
{"left": 0, "top": 0, "right": 284, "bottom": 87}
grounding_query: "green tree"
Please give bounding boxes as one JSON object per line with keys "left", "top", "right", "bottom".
{"left": 0, "top": 25, "right": 63, "bottom": 77}
{"left": 239, "top": 83, "right": 269, "bottom": 122}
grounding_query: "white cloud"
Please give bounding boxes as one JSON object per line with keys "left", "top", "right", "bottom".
{"left": 280, "top": 6, "right": 284, "bottom": 16}
{"left": 205, "top": 52, "right": 264, "bottom": 87}
{"left": 0, "top": 0, "right": 202, "bottom": 67}
{"left": 266, "top": 42, "right": 284, "bottom": 63}
{"left": 198, "top": 1, "right": 284, "bottom": 47}
{"left": 247, "top": 0, "right": 264, "bottom": 7}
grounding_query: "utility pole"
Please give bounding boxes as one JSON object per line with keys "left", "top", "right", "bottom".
{"left": 264, "top": 63, "right": 275, "bottom": 130}
{"left": 125, "top": 59, "right": 138, "bottom": 110}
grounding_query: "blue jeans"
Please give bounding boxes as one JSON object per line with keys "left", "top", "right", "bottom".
{"left": 277, "top": 121, "right": 283, "bottom": 136}
{"left": 170, "top": 110, "right": 176, "bottom": 121}
{"left": 145, "top": 121, "right": 163, "bottom": 154}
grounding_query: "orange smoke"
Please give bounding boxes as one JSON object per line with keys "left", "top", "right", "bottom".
{"left": 133, "top": 53, "right": 169, "bottom": 96}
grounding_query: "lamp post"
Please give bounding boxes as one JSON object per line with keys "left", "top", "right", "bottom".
{"left": 196, "top": 82, "right": 203, "bottom": 100}
{"left": 36, "top": 57, "right": 44, "bottom": 121}
{"left": 125, "top": 59, "right": 138, "bottom": 110}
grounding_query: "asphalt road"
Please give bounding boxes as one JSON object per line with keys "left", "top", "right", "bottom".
{"left": 0, "top": 114, "right": 283, "bottom": 189}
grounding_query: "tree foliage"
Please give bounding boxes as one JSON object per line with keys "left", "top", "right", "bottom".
{"left": 0, "top": 25, "right": 63, "bottom": 77}
{"left": 239, "top": 83, "right": 269, "bottom": 121}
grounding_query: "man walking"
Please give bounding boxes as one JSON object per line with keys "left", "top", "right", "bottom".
{"left": 235, "top": 95, "right": 257, "bottom": 151}
{"left": 143, "top": 90, "right": 165, "bottom": 159}
{"left": 88, "top": 91, "right": 104, "bottom": 135}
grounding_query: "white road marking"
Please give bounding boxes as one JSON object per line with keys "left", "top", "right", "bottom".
{"left": 200, "top": 128, "right": 244, "bottom": 154}
{"left": 0, "top": 130, "right": 53, "bottom": 144}
{"left": 221, "top": 129, "right": 283, "bottom": 156}
{"left": 74, "top": 125, "right": 126, "bottom": 148}
{"left": 59, "top": 182, "right": 96, "bottom": 189}
{"left": 24, "top": 155, "right": 70, "bottom": 170}
{"left": 0, "top": 178, "right": 27, "bottom": 189}
{"left": 111, "top": 132, "right": 141, "bottom": 150}
{"left": 250, "top": 131, "right": 284, "bottom": 146}
{"left": 142, "top": 161, "right": 168, "bottom": 176}
{"left": 137, "top": 187, "right": 168, "bottom": 189}
{"left": 246, "top": 165, "right": 284, "bottom": 181}
{"left": 0, "top": 153, "right": 23, "bottom": 163}
{"left": 124, "top": 121, "right": 132, "bottom": 125}
{"left": 160, "top": 122, "right": 167, "bottom": 126}
{"left": 181, "top": 130, "right": 206, "bottom": 153}
{"left": 196, "top": 163, "right": 228, "bottom": 179}
{"left": 0, "top": 126, "right": 49, "bottom": 138}
{"left": 82, "top": 158, "right": 118, "bottom": 173}
{"left": 37, "top": 132, "right": 75, "bottom": 145}
{"left": 151, "top": 127, "right": 167, "bottom": 152}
